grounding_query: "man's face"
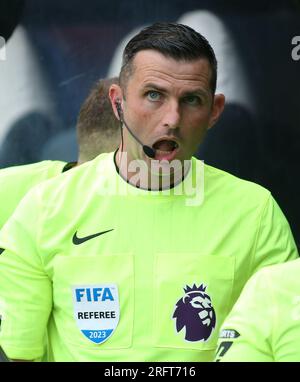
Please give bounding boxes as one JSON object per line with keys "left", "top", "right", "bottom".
{"left": 112, "top": 50, "right": 224, "bottom": 166}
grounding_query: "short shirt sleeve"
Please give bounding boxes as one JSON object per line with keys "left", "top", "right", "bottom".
{"left": 0, "top": 187, "right": 52, "bottom": 360}
{"left": 215, "top": 268, "right": 274, "bottom": 362}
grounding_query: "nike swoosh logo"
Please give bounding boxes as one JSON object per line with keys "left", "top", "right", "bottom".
{"left": 72, "top": 229, "right": 114, "bottom": 245}
{"left": 0, "top": 248, "right": 4, "bottom": 255}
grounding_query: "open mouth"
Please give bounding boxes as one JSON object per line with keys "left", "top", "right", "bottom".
{"left": 153, "top": 139, "right": 179, "bottom": 154}
{"left": 152, "top": 138, "right": 179, "bottom": 161}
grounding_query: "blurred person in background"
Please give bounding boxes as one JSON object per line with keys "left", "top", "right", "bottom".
{"left": 0, "top": 77, "right": 119, "bottom": 229}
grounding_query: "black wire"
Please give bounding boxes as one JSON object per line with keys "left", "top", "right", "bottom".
{"left": 119, "top": 120, "right": 124, "bottom": 166}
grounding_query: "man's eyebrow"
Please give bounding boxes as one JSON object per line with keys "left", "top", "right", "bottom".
{"left": 142, "top": 83, "right": 167, "bottom": 92}
{"left": 143, "top": 83, "right": 209, "bottom": 98}
{"left": 182, "top": 89, "right": 209, "bottom": 99}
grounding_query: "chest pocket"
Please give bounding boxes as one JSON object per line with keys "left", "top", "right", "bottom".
{"left": 153, "top": 253, "right": 234, "bottom": 351}
{"left": 52, "top": 254, "right": 134, "bottom": 350}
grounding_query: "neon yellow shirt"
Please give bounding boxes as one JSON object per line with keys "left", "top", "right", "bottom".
{"left": 0, "top": 152, "right": 298, "bottom": 361}
{"left": 215, "top": 259, "right": 300, "bottom": 362}
{"left": 0, "top": 160, "right": 67, "bottom": 228}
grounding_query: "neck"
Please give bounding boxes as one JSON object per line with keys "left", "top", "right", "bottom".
{"left": 115, "top": 149, "right": 191, "bottom": 191}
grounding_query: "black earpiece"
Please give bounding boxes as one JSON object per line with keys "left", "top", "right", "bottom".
{"left": 115, "top": 100, "right": 122, "bottom": 120}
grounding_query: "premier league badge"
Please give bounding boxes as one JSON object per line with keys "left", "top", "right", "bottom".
{"left": 173, "top": 283, "right": 216, "bottom": 342}
{"left": 72, "top": 284, "right": 119, "bottom": 344}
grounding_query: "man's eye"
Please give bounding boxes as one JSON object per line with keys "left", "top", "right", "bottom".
{"left": 184, "top": 95, "right": 201, "bottom": 105}
{"left": 147, "top": 91, "right": 161, "bottom": 101}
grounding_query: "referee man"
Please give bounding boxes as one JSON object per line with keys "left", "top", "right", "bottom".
{"left": 0, "top": 22, "right": 298, "bottom": 361}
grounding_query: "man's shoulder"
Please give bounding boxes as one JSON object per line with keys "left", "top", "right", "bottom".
{"left": 0, "top": 160, "right": 67, "bottom": 195}
{"left": 202, "top": 162, "right": 271, "bottom": 204}
{"left": 0, "top": 160, "right": 66, "bottom": 178}
{"left": 0, "top": 160, "right": 68, "bottom": 228}
{"left": 32, "top": 153, "right": 112, "bottom": 198}
{"left": 254, "top": 258, "right": 300, "bottom": 284}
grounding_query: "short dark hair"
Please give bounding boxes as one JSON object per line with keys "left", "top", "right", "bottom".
{"left": 120, "top": 22, "right": 217, "bottom": 94}
{"left": 76, "top": 77, "right": 120, "bottom": 162}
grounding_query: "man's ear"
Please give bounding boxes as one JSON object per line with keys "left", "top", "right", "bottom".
{"left": 109, "top": 84, "right": 124, "bottom": 121}
{"left": 208, "top": 93, "right": 225, "bottom": 129}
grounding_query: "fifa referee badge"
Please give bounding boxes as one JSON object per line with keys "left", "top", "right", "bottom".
{"left": 72, "top": 284, "right": 119, "bottom": 344}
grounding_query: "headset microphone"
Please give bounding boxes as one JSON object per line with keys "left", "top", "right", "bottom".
{"left": 115, "top": 101, "right": 156, "bottom": 159}
{"left": 115, "top": 101, "right": 123, "bottom": 119}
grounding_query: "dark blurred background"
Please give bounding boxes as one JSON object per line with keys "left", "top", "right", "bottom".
{"left": 0, "top": 0, "right": 299, "bottom": 247}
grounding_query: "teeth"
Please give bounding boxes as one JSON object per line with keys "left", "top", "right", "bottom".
{"left": 153, "top": 139, "right": 179, "bottom": 145}
{"left": 156, "top": 149, "right": 172, "bottom": 154}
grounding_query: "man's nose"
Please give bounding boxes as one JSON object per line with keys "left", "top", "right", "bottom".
{"left": 162, "top": 101, "right": 181, "bottom": 129}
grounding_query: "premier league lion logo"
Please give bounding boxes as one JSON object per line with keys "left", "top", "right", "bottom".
{"left": 172, "top": 283, "right": 216, "bottom": 342}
